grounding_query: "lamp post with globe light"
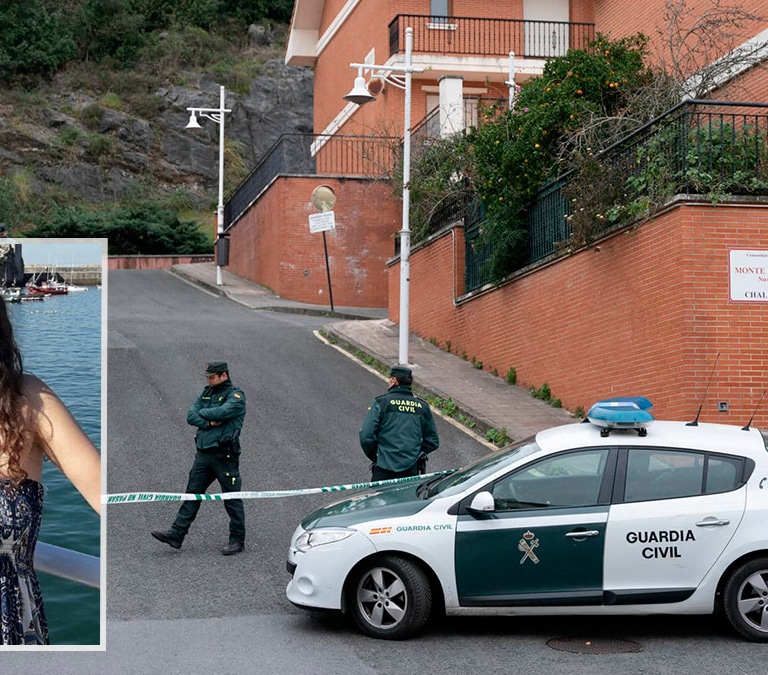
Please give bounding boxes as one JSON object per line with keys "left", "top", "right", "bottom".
{"left": 185, "top": 85, "right": 231, "bottom": 286}
{"left": 344, "top": 27, "right": 423, "bottom": 366}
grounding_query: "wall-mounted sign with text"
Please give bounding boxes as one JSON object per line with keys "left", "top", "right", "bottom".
{"left": 729, "top": 249, "right": 768, "bottom": 302}
{"left": 309, "top": 211, "right": 336, "bottom": 233}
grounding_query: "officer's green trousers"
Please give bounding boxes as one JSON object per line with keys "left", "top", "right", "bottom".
{"left": 172, "top": 449, "right": 245, "bottom": 543}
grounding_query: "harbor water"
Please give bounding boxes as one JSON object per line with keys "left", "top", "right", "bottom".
{"left": 8, "top": 288, "right": 102, "bottom": 645}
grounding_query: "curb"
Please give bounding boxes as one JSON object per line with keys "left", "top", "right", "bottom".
{"left": 170, "top": 267, "right": 385, "bottom": 321}
{"left": 170, "top": 266, "right": 227, "bottom": 297}
{"left": 322, "top": 324, "right": 504, "bottom": 446}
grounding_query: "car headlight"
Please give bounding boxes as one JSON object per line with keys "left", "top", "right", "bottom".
{"left": 294, "top": 528, "right": 355, "bottom": 552}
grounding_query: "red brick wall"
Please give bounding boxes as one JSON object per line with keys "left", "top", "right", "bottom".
{"left": 710, "top": 65, "right": 768, "bottom": 103}
{"left": 228, "top": 176, "right": 400, "bottom": 307}
{"left": 571, "top": 0, "right": 594, "bottom": 24}
{"left": 389, "top": 201, "right": 768, "bottom": 425}
{"left": 315, "top": 1, "right": 392, "bottom": 136}
{"left": 315, "top": 1, "right": 549, "bottom": 137}
{"left": 595, "top": 0, "right": 767, "bottom": 71}
{"left": 108, "top": 255, "right": 214, "bottom": 270}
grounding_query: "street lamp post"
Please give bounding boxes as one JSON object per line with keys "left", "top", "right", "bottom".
{"left": 506, "top": 52, "right": 517, "bottom": 110}
{"left": 186, "top": 85, "right": 231, "bottom": 286}
{"left": 344, "top": 27, "right": 423, "bottom": 366}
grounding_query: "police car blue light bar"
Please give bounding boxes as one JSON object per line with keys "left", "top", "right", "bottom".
{"left": 587, "top": 396, "right": 654, "bottom": 436}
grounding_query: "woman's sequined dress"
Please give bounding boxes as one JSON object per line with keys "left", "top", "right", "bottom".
{"left": 0, "top": 478, "right": 48, "bottom": 644}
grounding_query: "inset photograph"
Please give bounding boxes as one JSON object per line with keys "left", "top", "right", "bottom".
{"left": 1, "top": 238, "right": 104, "bottom": 648}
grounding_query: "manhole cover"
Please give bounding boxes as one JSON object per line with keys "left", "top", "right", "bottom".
{"left": 547, "top": 637, "right": 643, "bottom": 654}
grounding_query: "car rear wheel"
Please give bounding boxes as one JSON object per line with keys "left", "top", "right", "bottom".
{"left": 350, "top": 555, "right": 432, "bottom": 639}
{"left": 723, "top": 556, "right": 768, "bottom": 642}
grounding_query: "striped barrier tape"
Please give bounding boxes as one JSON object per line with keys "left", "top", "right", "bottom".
{"left": 103, "top": 469, "right": 455, "bottom": 504}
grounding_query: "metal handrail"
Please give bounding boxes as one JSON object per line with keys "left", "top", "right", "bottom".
{"left": 389, "top": 14, "right": 595, "bottom": 59}
{"left": 35, "top": 541, "right": 100, "bottom": 589}
{"left": 460, "top": 99, "right": 768, "bottom": 291}
{"left": 223, "top": 134, "right": 398, "bottom": 228}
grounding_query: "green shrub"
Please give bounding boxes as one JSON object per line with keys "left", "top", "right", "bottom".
{"left": 485, "top": 428, "right": 510, "bottom": 446}
{"left": 531, "top": 382, "right": 552, "bottom": 401}
{"left": 58, "top": 126, "right": 81, "bottom": 146}
{"left": 80, "top": 103, "right": 104, "bottom": 130}
{"left": 85, "top": 133, "right": 115, "bottom": 161}
{"left": 505, "top": 367, "right": 517, "bottom": 385}
{"left": 27, "top": 204, "right": 211, "bottom": 255}
{"left": 0, "top": 0, "right": 76, "bottom": 85}
{"left": 99, "top": 92, "right": 123, "bottom": 109}
{"left": 125, "top": 93, "right": 163, "bottom": 118}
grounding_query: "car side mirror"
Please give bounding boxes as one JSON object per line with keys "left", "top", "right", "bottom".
{"left": 467, "top": 491, "right": 495, "bottom": 513}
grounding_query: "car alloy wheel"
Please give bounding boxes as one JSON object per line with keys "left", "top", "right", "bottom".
{"left": 350, "top": 555, "right": 432, "bottom": 639}
{"left": 724, "top": 556, "right": 768, "bottom": 642}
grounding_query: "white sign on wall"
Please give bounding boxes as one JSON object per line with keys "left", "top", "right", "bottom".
{"left": 308, "top": 211, "right": 336, "bottom": 233}
{"left": 729, "top": 249, "right": 768, "bottom": 302}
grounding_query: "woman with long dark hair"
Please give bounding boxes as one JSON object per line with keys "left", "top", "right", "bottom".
{"left": 0, "top": 296, "right": 101, "bottom": 645}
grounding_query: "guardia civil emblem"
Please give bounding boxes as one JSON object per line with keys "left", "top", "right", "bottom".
{"left": 518, "top": 530, "right": 540, "bottom": 564}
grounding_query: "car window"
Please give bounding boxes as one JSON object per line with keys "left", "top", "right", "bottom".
{"left": 625, "top": 449, "right": 703, "bottom": 501}
{"left": 705, "top": 455, "right": 742, "bottom": 494}
{"left": 429, "top": 439, "right": 541, "bottom": 498}
{"left": 624, "top": 449, "right": 744, "bottom": 502}
{"left": 491, "top": 449, "right": 609, "bottom": 510}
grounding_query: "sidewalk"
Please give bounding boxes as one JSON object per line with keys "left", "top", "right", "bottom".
{"left": 171, "top": 263, "right": 576, "bottom": 441}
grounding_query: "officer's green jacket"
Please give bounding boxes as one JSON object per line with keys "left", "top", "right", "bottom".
{"left": 187, "top": 379, "right": 246, "bottom": 451}
{"left": 359, "top": 384, "right": 439, "bottom": 472}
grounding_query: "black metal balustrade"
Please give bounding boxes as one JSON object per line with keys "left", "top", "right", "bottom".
{"left": 224, "top": 134, "right": 397, "bottom": 228}
{"left": 389, "top": 14, "right": 595, "bottom": 59}
{"left": 463, "top": 100, "right": 768, "bottom": 292}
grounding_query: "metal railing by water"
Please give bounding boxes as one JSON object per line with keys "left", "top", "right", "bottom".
{"left": 224, "top": 134, "right": 397, "bottom": 228}
{"left": 389, "top": 14, "right": 595, "bottom": 59}
{"left": 35, "top": 541, "right": 100, "bottom": 589}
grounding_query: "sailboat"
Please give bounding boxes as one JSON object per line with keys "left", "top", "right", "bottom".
{"left": 28, "top": 264, "right": 68, "bottom": 295}
{"left": 65, "top": 254, "right": 88, "bottom": 292}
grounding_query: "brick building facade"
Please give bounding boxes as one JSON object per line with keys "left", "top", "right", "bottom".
{"left": 223, "top": 1, "right": 768, "bottom": 421}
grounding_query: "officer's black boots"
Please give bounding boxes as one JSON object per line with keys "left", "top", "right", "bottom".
{"left": 221, "top": 541, "right": 245, "bottom": 556}
{"left": 151, "top": 530, "right": 183, "bottom": 549}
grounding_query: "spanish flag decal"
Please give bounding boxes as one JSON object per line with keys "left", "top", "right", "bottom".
{"left": 369, "top": 527, "right": 392, "bottom": 535}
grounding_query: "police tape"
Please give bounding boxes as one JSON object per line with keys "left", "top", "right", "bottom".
{"left": 102, "top": 469, "right": 455, "bottom": 504}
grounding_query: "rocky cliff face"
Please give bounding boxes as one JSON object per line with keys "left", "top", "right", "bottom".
{"left": 0, "top": 57, "right": 314, "bottom": 211}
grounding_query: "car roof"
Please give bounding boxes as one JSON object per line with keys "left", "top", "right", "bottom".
{"left": 535, "top": 420, "right": 768, "bottom": 458}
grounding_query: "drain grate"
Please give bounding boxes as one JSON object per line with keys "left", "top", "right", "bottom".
{"left": 547, "top": 637, "right": 643, "bottom": 654}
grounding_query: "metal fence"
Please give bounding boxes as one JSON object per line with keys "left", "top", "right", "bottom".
{"left": 462, "top": 100, "right": 768, "bottom": 292}
{"left": 411, "top": 97, "right": 508, "bottom": 145}
{"left": 389, "top": 14, "right": 594, "bottom": 59}
{"left": 36, "top": 541, "right": 100, "bottom": 588}
{"left": 224, "top": 134, "right": 397, "bottom": 228}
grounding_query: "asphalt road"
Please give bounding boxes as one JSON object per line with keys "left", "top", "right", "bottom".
{"left": 7, "top": 270, "right": 768, "bottom": 672}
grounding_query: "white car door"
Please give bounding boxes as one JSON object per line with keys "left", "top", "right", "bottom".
{"left": 604, "top": 448, "right": 747, "bottom": 603}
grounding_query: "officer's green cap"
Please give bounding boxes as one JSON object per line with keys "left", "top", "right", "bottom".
{"left": 390, "top": 365, "right": 412, "bottom": 379}
{"left": 203, "top": 361, "right": 228, "bottom": 375}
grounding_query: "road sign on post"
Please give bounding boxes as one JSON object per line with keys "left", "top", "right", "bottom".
{"left": 310, "top": 186, "right": 337, "bottom": 314}
{"left": 308, "top": 211, "right": 336, "bottom": 233}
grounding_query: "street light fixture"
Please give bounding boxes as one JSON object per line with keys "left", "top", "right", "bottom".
{"left": 345, "top": 27, "right": 424, "bottom": 366}
{"left": 185, "top": 85, "right": 231, "bottom": 286}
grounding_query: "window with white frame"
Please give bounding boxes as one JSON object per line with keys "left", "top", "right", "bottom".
{"left": 430, "top": 0, "right": 452, "bottom": 21}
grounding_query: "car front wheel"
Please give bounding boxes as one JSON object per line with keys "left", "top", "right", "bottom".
{"left": 724, "top": 556, "right": 768, "bottom": 642}
{"left": 349, "top": 555, "right": 432, "bottom": 639}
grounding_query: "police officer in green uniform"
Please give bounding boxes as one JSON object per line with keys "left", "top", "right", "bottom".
{"left": 151, "top": 361, "right": 247, "bottom": 555}
{"left": 359, "top": 365, "right": 439, "bottom": 482}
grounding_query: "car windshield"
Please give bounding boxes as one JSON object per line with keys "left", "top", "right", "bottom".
{"left": 427, "top": 438, "right": 541, "bottom": 498}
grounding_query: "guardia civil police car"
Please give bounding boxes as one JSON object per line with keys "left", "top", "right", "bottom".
{"left": 286, "top": 397, "right": 768, "bottom": 641}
